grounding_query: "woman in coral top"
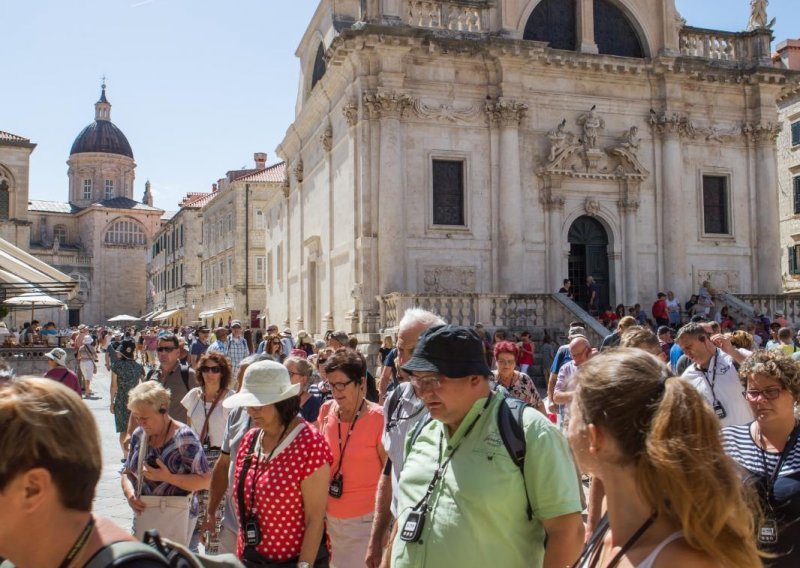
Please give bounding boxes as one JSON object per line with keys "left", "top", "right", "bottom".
{"left": 317, "top": 349, "right": 386, "bottom": 568}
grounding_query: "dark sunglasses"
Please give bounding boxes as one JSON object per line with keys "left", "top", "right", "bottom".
{"left": 157, "top": 346, "right": 176, "bottom": 353}
{"left": 200, "top": 366, "right": 222, "bottom": 373}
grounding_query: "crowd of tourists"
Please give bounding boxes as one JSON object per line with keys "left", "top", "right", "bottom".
{"left": 0, "top": 300, "right": 799, "bottom": 568}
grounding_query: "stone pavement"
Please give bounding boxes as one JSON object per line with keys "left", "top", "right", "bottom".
{"left": 85, "top": 363, "right": 134, "bottom": 530}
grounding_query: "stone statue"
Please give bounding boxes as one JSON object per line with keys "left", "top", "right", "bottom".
{"left": 577, "top": 106, "right": 604, "bottom": 149}
{"left": 747, "top": 0, "right": 769, "bottom": 31}
{"left": 547, "top": 119, "right": 575, "bottom": 163}
{"left": 621, "top": 126, "right": 640, "bottom": 152}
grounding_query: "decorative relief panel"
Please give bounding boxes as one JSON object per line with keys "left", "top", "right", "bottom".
{"left": 694, "top": 268, "right": 740, "bottom": 294}
{"left": 420, "top": 265, "right": 477, "bottom": 293}
{"left": 412, "top": 99, "right": 479, "bottom": 123}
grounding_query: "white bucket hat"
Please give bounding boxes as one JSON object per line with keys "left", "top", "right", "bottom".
{"left": 83, "top": 335, "right": 94, "bottom": 345}
{"left": 223, "top": 360, "right": 300, "bottom": 408}
{"left": 45, "top": 348, "right": 68, "bottom": 367}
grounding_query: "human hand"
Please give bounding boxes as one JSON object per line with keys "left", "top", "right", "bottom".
{"left": 123, "top": 434, "right": 132, "bottom": 453}
{"left": 142, "top": 458, "right": 171, "bottom": 483}
{"left": 127, "top": 494, "right": 146, "bottom": 513}
{"left": 365, "top": 534, "right": 387, "bottom": 568}
{"left": 109, "top": 403, "right": 114, "bottom": 414}
{"left": 710, "top": 334, "right": 734, "bottom": 355}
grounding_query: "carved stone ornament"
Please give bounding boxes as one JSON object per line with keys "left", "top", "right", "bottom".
{"left": 577, "top": 106, "right": 605, "bottom": 150}
{"left": 363, "top": 91, "right": 413, "bottom": 120}
{"left": 485, "top": 99, "right": 528, "bottom": 127}
{"left": 412, "top": 99, "right": 479, "bottom": 123}
{"left": 742, "top": 121, "right": 782, "bottom": 142}
{"left": 618, "top": 197, "right": 640, "bottom": 213}
{"left": 421, "top": 266, "right": 477, "bottom": 294}
{"left": 694, "top": 269, "right": 739, "bottom": 294}
{"left": 539, "top": 189, "right": 565, "bottom": 211}
{"left": 294, "top": 159, "right": 304, "bottom": 183}
{"left": 649, "top": 110, "right": 696, "bottom": 138}
{"left": 320, "top": 124, "right": 333, "bottom": 153}
{"left": 693, "top": 124, "right": 742, "bottom": 143}
{"left": 584, "top": 198, "right": 601, "bottom": 217}
{"left": 342, "top": 101, "right": 358, "bottom": 127}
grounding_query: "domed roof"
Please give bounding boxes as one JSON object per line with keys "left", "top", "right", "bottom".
{"left": 70, "top": 120, "right": 133, "bottom": 158}
{"left": 69, "top": 84, "right": 134, "bottom": 159}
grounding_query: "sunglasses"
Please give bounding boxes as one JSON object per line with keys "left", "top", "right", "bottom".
{"left": 200, "top": 366, "right": 222, "bottom": 373}
{"left": 157, "top": 346, "right": 176, "bottom": 353}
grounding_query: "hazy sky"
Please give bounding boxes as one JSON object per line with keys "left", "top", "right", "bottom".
{"left": 2, "top": 0, "right": 796, "bottom": 211}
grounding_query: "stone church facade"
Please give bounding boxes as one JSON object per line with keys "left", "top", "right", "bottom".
{"left": 265, "top": 0, "right": 800, "bottom": 337}
{"left": 26, "top": 85, "right": 163, "bottom": 326}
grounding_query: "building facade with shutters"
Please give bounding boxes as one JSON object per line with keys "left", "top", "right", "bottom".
{"left": 266, "top": 0, "right": 800, "bottom": 338}
{"left": 777, "top": 39, "right": 800, "bottom": 291}
{"left": 25, "top": 85, "right": 163, "bottom": 326}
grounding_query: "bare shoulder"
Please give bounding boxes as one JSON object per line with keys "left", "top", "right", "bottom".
{"left": 653, "top": 538, "right": 720, "bottom": 568}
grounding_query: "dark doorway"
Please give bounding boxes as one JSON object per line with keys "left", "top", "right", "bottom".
{"left": 568, "top": 216, "right": 610, "bottom": 312}
{"left": 68, "top": 309, "right": 80, "bottom": 327}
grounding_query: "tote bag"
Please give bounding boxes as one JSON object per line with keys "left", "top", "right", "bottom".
{"left": 133, "top": 431, "right": 193, "bottom": 544}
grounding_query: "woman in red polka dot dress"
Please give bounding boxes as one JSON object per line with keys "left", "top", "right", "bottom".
{"left": 224, "top": 359, "right": 333, "bottom": 567}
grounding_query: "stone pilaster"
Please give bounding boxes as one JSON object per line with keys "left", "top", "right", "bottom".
{"left": 618, "top": 197, "right": 640, "bottom": 304}
{"left": 541, "top": 191, "right": 565, "bottom": 293}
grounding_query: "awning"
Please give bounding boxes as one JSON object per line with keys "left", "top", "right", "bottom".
{"left": 198, "top": 307, "right": 232, "bottom": 319}
{"left": 141, "top": 308, "right": 160, "bottom": 320}
{"left": 0, "top": 237, "right": 78, "bottom": 300}
{"left": 152, "top": 308, "right": 180, "bottom": 321}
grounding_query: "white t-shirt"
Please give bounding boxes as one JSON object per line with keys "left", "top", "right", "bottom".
{"left": 180, "top": 387, "right": 235, "bottom": 447}
{"left": 681, "top": 350, "right": 752, "bottom": 427}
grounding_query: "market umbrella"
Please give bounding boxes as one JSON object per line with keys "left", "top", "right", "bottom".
{"left": 3, "top": 292, "right": 67, "bottom": 321}
{"left": 108, "top": 314, "right": 142, "bottom": 322}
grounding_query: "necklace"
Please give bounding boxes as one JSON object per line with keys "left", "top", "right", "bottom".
{"left": 56, "top": 516, "right": 95, "bottom": 568}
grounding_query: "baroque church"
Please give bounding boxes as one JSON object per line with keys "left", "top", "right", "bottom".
{"left": 24, "top": 85, "right": 163, "bottom": 325}
{"left": 264, "top": 0, "right": 800, "bottom": 340}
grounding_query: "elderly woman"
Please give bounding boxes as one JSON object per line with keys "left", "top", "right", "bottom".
{"left": 569, "top": 349, "right": 762, "bottom": 568}
{"left": 317, "top": 349, "right": 386, "bottom": 568}
{"left": 223, "top": 360, "right": 332, "bottom": 566}
{"left": 723, "top": 350, "right": 800, "bottom": 567}
{"left": 492, "top": 340, "right": 545, "bottom": 412}
{"left": 180, "top": 351, "right": 235, "bottom": 553}
{"left": 284, "top": 355, "right": 326, "bottom": 423}
{"left": 110, "top": 339, "right": 144, "bottom": 461}
{"left": 121, "top": 381, "right": 211, "bottom": 545}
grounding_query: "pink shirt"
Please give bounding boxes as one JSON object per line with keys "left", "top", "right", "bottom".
{"left": 318, "top": 400, "right": 384, "bottom": 519}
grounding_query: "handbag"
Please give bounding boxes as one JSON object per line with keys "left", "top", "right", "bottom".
{"left": 132, "top": 431, "right": 193, "bottom": 545}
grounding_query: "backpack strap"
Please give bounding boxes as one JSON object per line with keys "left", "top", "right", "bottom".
{"left": 180, "top": 363, "right": 190, "bottom": 391}
{"left": 497, "top": 396, "right": 533, "bottom": 521}
{"left": 384, "top": 383, "right": 405, "bottom": 433}
{"left": 145, "top": 368, "right": 158, "bottom": 382}
{"left": 82, "top": 540, "right": 169, "bottom": 568}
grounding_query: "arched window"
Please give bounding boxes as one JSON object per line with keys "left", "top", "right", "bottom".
{"left": 311, "top": 45, "right": 326, "bottom": 91}
{"left": 104, "top": 218, "right": 146, "bottom": 246}
{"left": 593, "top": 0, "right": 644, "bottom": 58}
{"left": 523, "top": 0, "right": 577, "bottom": 51}
{"left": 53, "top": 224, "right": 67, "bottom": 244}
{"left": 0, "top": 178, "right": 9, "bottom": 220}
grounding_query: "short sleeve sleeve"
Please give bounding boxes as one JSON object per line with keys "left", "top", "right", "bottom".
{"left": 299, "top": 426, "right": 333, "bottom": 481}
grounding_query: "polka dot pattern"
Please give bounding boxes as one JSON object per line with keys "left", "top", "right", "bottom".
{"left": 233, "top": 421, "right": 333, "bottom": 560}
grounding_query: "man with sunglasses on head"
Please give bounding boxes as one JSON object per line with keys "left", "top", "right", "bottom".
{"left": 386, "top": 325, "right": 584, "bottom": 568}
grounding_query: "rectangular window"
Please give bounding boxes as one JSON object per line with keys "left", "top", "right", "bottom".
{"left": 255, "top": 256, "right": 265, "bottom": 284}
{"left": 789, "top": 245, "right": 800, "bottom": 275}
{"left": 792, "top": 121, "right": 800, "bottom": 147}
{"left": 83, "top": 179, "right": 92, "bottom": 200}
{"left": 219, "top": 260, "right": 226, "bottom": 287}
{"left": 277, "top": 245, "right": 283, "bottom": 283}
{"left": 267, "top": 251, "right": 273, "bottom": 287}
{"left": 104, "top": 179, "right": 113, "bottom": 199}
{"left": 794, "top": 176, "right": 800, "bottom": 215}
{"left": 702, "top": 175, "right": 730, "bottom": 235}
{"left": 432, "top": 159, "right": 465, "bottom": 226}
{"left": 228, "top": 256, "right": 234, "bottom": 286}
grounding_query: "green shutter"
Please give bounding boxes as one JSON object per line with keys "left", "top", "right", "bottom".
{"left": 790, "top": 246, "right": 799, "bottom": 275}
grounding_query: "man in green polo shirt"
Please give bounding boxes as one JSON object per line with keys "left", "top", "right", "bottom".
{"left": 387, "top": 325, "right": 584, "bottom": 568}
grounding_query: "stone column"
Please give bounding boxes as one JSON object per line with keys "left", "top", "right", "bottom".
{"left": 541, "top": 188, "right": 565, "bottom": 292}
{"left": 364, "top": 91, "right": 412, "bottom": 295}
{"left": 619, "top": 197, "right": 640, "bottom": 304}
{"left": 749, "top": 122, "right": 783, "bottom": 293}
{"left": 486, "top": 99, "right": 528, "bottom": 293}
{"left": 577, "top": 0, "right": 599, "bottom": 54}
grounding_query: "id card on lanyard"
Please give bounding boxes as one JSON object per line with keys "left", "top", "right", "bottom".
{"left": 757, "top": 423, "right": 800, "bottom": 545}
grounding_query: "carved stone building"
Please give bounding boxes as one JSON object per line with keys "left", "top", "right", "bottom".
{"left": 0, "top": 131, "right": 36, "bottom": 250}
{"left": 777, "top": 39, "right": 800, "bottom": 291}
{"left": 266, "top": 0, "right": 800, "bottom": 337}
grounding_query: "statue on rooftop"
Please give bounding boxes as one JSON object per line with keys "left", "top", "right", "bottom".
{"left": 747, "top": 0, "right": 771, "bottom": 31}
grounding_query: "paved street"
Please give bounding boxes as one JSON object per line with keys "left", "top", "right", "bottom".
{"left": 85, "top": 363, "right": 134, "bottom": 531}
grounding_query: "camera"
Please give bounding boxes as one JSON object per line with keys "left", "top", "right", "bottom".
{"left": 146, "top": 456, "right": 160, "bottom": 469}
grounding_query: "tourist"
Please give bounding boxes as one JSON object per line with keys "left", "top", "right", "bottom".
{"left": 76, "top": 335, "right": 97, "bottom": 398}
{"left": 224, "top": 360, "right": 331, "bottom": 566}
{"left": 318, "top": 349, "right": 386, "bottom": 567}
{"left": 280, "top": 328, "right": 295, "bottom": 359}
{"left": 226, "top": 321, "right": 250, "bottom": 387}
{"left": 656, "top": 325, "right": 673, "bottom": 360}
{"left": 587, "top": 276, "right": 600, "bottom": 315}
{"left": 121, "top": 381, "right": 211, "bottom": 545}
{"left": 558, "top": 278, "right": 574, "bottom": 300}
{"left": 43, "top": 347, "right": 82, "bottom": 397}
{"left": 296, "top": 330, "right": 315, "bottom": 357}
{"left": 492, "top": 340, "right": 544, "bottom": 411}
{"left": 568, "top": 349, "right": 762, "bottom": 568}
{"left": 722, "top": 350, "right": 800, "bottom": 567}
{"left": 553, "top": 336, "right": 595, "bottom": 429}
{"left": 698, "top": 280, "right": 715, "bottom": 317}
{"left": 284, "top": 355, "right": 325, "bottom": 422}
{"left": 666, "top": 290, "right": 681, "bottom": 326}
{"left": 327, "top": 330, "right": 348, "bottom": 350}
{"left": 599, "top": 315, "right": 636, "bottom": 351}
{"left": 388, "top": 325, "right": 584, "bottom": 567}
{"left": 0, "top": 378, "right": 164, "bottom": 568}
{"left": 188, "top": 326, "right": 211, "bottom": 368}
{"left": 257, "top": 333, "right": 284, "bottom": 361}
{"left": 516, "top": 331, "right": 535, "bottom": 375}
{"left": 652, "top": 292, "right": 670, "bottom": 327}
{"left": 772, "top": 327, "right": 799, "bottom": 357}
{"left": 181, "top": 352, "right": 235, "bottom": 553}
{"left": 110, "top": 339, "right": 144, "bottom": 461}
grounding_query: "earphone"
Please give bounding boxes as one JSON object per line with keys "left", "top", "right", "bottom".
{"left": 158, "top": 407, "right": 167, "bottom": 414}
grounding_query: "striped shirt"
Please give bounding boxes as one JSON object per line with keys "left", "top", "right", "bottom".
{"left": 722, "top": 423, "right": 800, "bottom": 479}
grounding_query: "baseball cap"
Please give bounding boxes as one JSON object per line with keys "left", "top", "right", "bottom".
{"left": 231, "top": 320, "right": 242, "bottom": 328}
{"left": 401, "top": 325, "right": 491, "bottom": 378}
{"left": 330, "top": 331, "right": 349, "bottom": 344}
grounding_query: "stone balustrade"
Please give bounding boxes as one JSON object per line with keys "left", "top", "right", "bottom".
{"left": 1, "top": 346, "right": 76, "bottom": 376}
{"left": 679, "top": 26, "right": 772, "bottom": 65}
{"left": 406, "top": 0, "right": 485, "bottom": 33}
{"left": 734, "top": 294, "right": 800, "bottom": 325}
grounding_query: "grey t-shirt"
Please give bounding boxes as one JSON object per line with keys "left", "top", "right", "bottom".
{"left": 220, "top": 406, "right": 254, "bottom": 532}
{"left": 148, "top": 364, "right": 198, "bottom": 423}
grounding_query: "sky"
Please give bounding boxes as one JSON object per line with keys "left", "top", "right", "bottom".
{"left": 1, "top": 0, "right": 797, "bottom": 211}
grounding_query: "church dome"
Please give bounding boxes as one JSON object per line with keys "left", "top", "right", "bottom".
{"left": 69, "top": 84, "right": 134, "bottom": 159}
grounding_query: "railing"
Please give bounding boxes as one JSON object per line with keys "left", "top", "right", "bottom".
{"left": 729, "top": 294, "right": 800, "bottom": 326}
{"left": 679, "top": 26, "right": 771, "bottom": 64}
{"left": 406, "top": 0, "right": 485, "bottom": 32}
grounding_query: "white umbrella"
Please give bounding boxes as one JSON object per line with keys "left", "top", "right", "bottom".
{"left": 3, "top": 292, "right": 67, "bottom": 321}
{"left": 107, "top": 314, "right": 142, "bottom": 322}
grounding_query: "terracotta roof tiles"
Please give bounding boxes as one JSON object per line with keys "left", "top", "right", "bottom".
{"left": 234, "top": 162, "right": 287, "bottom": 183}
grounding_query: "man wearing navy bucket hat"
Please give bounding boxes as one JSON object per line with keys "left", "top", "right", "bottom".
{"left": 387, "top": 325, "right": 584, "bottom": 568}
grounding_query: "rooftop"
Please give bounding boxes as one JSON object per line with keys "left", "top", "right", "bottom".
{"left": 234, "top": 162, "right": 287, "bottom": 183}
{"left": 28, "top": 200, "right": 82, "bottom": 214}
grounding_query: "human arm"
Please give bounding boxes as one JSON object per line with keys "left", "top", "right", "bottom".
{"left": 121, "top": 471, "right": 146, "bottom": 513}
{"left": 377, "top": 365, "right": 393, "bottom": 404}
{"left": 585, "top": 477, "right": 605, "bottom": 543}
{"left": 547, "top": 372, "right": 558, "bottom": 414}
{"left": 201, "top": 452, "right": 231, "bottom": 533}
{"left": 110, "top": 372, "right": 118, "bottom": 414}
{"left": 366, "top": 466, "right": 393, "bottom": 568}
{"left": 552, "top": 368, "right": 574, "bottom": 405}
{"left": 142, "top": 457, "right": 211, "bottom": 492}
{"left": 541, "top": 512, "right": 585, "bottom": 568}
{"left": 379, "top": 523, "right": 398, "bottom": 568}
{"left": 711, "top": 334, "right": 746, "bottom": 364}
{"left": 297, "top": 463, "right": 331, "bottom": 564}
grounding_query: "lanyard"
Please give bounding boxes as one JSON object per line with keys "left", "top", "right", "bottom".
{"left": 333, "top": 397, "right": 366, "bottom": 476}
{"left": 248, "top": 424, "right": 289, "bottom": 515}
{"left": 56, "top": 516, "right": 95, "bottom": 568}
{"left": 698, "top": 349, "right": 719, "bottom": 404}
{"left": 758, "top": 422, "right": 800, "bottom": 505}
{"left": 199, "top": 389, "right": 224, "bottom": 444}
{"left": 411, "top": 393, "right": 494, "bottom": 512}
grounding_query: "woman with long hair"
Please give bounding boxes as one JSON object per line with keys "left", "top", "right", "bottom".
{"left": 568, "top": 349, "right": 762, "bottom": 568}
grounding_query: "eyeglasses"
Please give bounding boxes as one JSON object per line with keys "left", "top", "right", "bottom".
{"left": 743, "top": 387, "right": 785, "bottom": 402}
{"left": 200, "top": 366, "right": 222, "bottom": 373}
{"left": 157, "top": 346, "right": 176, "bottom": 353}
{"left": 409, "top": 374, "right": 445, "bottom": 392}
{"left": 324, "top": 379, "right": 354, "bottom": 391}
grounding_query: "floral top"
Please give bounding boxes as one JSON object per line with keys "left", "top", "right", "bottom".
{"left": 492, "top": 371, "right": 541, "bottom": 407}
{"left": 234, "top": 421, "right": 332, "bottom": 562}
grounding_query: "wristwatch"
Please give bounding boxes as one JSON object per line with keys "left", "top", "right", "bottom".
{"left": 297, "top": 563, "right": 311, "bottom": 568}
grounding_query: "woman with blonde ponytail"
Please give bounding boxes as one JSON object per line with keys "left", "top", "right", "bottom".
{"left": 567, "top": 348, "right": 762, "bottom": 568}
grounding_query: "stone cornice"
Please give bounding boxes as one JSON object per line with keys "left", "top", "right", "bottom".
{"left": 742, "top": 121, "right": 782, "bottom": 142}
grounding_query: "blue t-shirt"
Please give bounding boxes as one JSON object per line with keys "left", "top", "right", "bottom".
{"left": 550, "top": 345, "right": 573, "bottom": 374}
{"left": 189, "top": 339, "right": 209, "bottom": 357}
{"left": 669, "top": 342, "right": 684, "bottom": 373}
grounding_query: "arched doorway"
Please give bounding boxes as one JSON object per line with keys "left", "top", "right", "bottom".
{"left": 568, "top": 216, "right": 610, "bottom": 312}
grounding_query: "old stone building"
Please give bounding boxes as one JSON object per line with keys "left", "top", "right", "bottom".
{"left": 265, "top": 0, "right": 800, "bottom": 338}
{"left": 777, "top": 39, "right": 800, "bottom": 292}
{"left": 0, "top": 131, "right": 36, "bottom": 250}
{"left": 26, "top": 85, "right": 163, "bottom": 325}
{"left": 197, "top": 155, "right": 286, "bottom": 329}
